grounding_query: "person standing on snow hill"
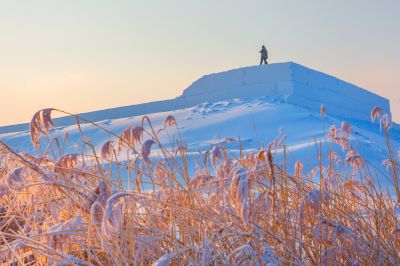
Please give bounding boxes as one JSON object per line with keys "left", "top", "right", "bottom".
{"left": 259, "top": 45, "right": 268, "bottom": 65}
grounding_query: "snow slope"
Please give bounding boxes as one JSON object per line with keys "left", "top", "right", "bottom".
{"left": 0, "top": 62, "right": 398, "bottom": 180}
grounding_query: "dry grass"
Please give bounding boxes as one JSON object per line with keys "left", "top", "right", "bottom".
{"left": 0, "top": 107, "right": 399, "bottom": 265}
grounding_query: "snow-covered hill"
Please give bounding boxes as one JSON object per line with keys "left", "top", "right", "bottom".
{"left": 0, "top": 62, "right": 398, "bottom": 176}
{"left": 0, "top": 62, "right": 391, "bottom": 134}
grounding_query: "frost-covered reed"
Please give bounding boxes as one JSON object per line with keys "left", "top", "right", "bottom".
{"left": 0, "top": 106, "right": 399, "bottom": 265}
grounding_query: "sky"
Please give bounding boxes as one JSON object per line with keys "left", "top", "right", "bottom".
{"left": 0, "top": 0, "right": 399, "bottom": 126}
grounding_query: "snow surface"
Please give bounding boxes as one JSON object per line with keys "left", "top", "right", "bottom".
{"left": 0, "top": 62, "right": 398, "bottom": 186}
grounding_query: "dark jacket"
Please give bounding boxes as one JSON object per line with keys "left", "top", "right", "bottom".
{"left": 260, "top": 46, "right": 268, "bottom": 59}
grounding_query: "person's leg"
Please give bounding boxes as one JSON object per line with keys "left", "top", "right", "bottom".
{"left": 260, "top": 58, "right": 263, "bottom": 65}
{"left": 265, "top": 59, "right": 268, "bottom": 64}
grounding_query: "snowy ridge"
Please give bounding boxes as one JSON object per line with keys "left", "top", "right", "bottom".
{"left": 0, "top": 62, "right": 390, "bottom": 134}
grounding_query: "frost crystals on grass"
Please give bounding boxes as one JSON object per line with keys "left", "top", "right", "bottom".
{"left": 229, "top": 167, "right": 249, "bottom": 223}
{"left": 30, "top": 108, "right": 54, "bottom": 149}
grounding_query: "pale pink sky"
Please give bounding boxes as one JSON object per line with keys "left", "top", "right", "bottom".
{"left": 1, "top": 1, "right": 399, "bottom": 126}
